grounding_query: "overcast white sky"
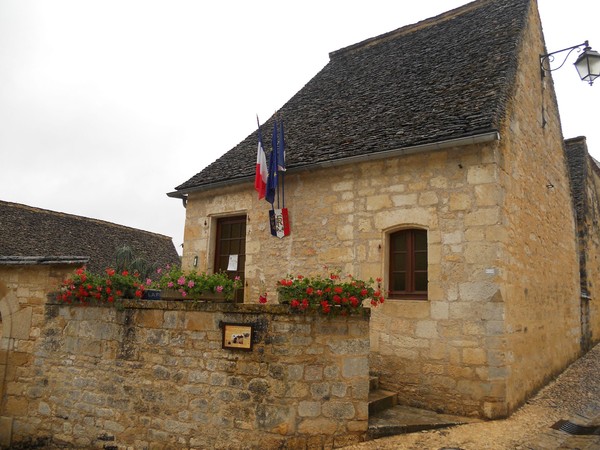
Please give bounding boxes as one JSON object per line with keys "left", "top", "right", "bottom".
{"left": 1, "top": 1, "right": 599, "bottom": 254}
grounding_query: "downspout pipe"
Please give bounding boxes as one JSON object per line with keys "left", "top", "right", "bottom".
{"left": 167, "top": 130, "right": 500, "bottom": 200}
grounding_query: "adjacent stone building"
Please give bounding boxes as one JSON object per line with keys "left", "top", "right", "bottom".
{"left": 0, "top": 201, "right": 181, "bottom": 444}
{"left": 169, "top": 0, "right": 600, "bottom": 419}
{"left": 0, "top": 200, "right": 180, "bottom": 274}
{"left": 565, "top": 137, "right": 600, "bottom": 352}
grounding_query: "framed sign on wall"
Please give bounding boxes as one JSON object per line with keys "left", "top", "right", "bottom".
{"left": 222, "top": 323, "right": 253, "bottom": 351}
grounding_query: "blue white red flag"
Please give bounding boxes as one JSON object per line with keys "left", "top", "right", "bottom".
{"left": 254, "top": 117, "right": 267, "bottom": 200}
{"left": 265, "top": 120, "right": 278, "bottom": 204}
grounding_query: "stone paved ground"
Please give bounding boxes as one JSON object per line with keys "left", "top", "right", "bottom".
{"left": 343, "top": 343, "right": 600, "bottom": 450}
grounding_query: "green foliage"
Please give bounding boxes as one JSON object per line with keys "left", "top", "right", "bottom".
{"left": 114, "top": 246, "right": 159, "bottom": 280}
{"left": 154, "top": 265, "right": 242, "bottom": 301}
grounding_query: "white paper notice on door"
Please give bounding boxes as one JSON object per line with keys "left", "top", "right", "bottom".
{"left": 227, "top": 254, "right": 238, "bottom": 271}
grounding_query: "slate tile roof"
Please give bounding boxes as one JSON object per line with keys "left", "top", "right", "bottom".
{"left": 0, "top": 200, "right": 180, "bottom": 274}
{"left": 175, "top": 0, "right": 530, "bottom": 193}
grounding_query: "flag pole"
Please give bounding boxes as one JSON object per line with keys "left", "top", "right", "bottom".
{"left": 274, "top": 112, "right": 281, "bottom": 209}
{"left": 279, "top": 114, "right": 285, "bottom": 208}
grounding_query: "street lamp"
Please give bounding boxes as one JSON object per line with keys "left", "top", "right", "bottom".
{"left": 540, "top": 41, "right": 600, "bottom": 85}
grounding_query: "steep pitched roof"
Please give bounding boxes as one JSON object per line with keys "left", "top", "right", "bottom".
{"left": 0, "top": 200, "right": 180, "bottom": 274}
{"left": 174, "top": 0, "right": 530, "bottom": 194}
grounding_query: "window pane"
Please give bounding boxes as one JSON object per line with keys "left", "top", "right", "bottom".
{"left": 393, "top": 252, "right": 406, "bottom": 271}
{"left": 414, "top": 230, "right": 427, "bottom": 249}
{"left": 230, "top": 239, "right": 240, "bottom": 255}
{"left": 222, "top": 225, "right": 231, "bottom": 239}
{"left": 392, "top": 233, "right": 406, "bottom": 251}
{"left": 392, "top": 272, "right": 406, "bottom": 291}
{"left": 232, "top": 223, "right": 241, "bottom": 238}
{"left": 415, "top": 272, "right": 428, "bottom": 291}
{"left": 414, "top": 250, "right": 427, "bottom": 270}
{"left": 220, "top": 240, "right": 230, "bottom": 255}
{"left": 217, "top": 256, "right": 228, "bottom": 272}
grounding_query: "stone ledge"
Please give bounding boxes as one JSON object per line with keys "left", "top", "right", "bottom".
{"left": 45, "top": 294, "right": 371, "bottom": 318}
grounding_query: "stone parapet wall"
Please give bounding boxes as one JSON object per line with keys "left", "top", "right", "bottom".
{"left": 5, "top": 300, "right": 370, "bottom": 449}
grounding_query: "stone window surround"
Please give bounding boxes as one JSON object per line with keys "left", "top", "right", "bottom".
{"left": 383, "top": 224, "right": 429, "bottom": 301}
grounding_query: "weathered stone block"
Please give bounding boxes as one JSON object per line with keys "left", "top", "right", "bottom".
{"left": 342, "top": 357, "right": 368, "bottom": 378}
{"left": 297, "top": 417, "right": 337, "bottom": 435}
{"left": 298, "top": 401, "right": 321, "bottom": 417}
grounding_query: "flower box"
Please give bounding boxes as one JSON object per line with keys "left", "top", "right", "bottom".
{"left": 142, "top": 289, "right": 162, "bottom": 300}
{"left": 160, "top": 289, "right": 229, "bottom": 302}
{"left": 160, "top": 289, "right": 186, "bottom": 300}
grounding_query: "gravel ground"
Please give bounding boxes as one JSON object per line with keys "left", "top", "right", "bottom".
{"left": 343, "top": 343, "right": 600, "bottom": 450}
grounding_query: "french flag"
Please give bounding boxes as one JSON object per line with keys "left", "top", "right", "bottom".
{"left": 255, "top": 117, "right": 268, "bottom": 199}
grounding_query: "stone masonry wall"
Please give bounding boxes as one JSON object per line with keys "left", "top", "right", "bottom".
{"left": 565, "top": 137, "right": 600, "bottom": 351}
{"left": 183, "top": 139, "right": 512, "bottom": 419}
{"left": 0, "top": 264, "right": 76, "bottom": 447}
{"left": 5, "top": 300, "right": 370, "bottom": 449}
{"left": 584, "top": 165, "right": 600, "bottom": 345}
{"left": 498, "top": 1, "right": 581, "bottom": 413}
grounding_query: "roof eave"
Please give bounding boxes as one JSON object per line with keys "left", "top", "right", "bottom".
{"left": 0, "top": 256, "right": 90, "bottom": 266}
{"left": 167, "top": 130, "right": 500, "bottom": 199}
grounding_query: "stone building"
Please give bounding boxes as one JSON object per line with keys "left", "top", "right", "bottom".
{"left": 169, "top": 0, "right": 600, "bottom": 419}
{"left": 565, "top": 137, "right": 600, "bottom": 352}
{"left": 0, "top": 201, "right": 181, "bottom": 443}
{"left": 0, "top": 200, "right": 180, "bottom": 274}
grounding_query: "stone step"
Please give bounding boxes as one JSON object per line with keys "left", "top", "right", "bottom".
{"left": 369, "top": 375, "right": 379, "bottom": 391}
{"left": 368, "top": 389, "right": 398, "bottom": 415}
{"left": 367, "top": 405, "right": 481, "bottom": 440}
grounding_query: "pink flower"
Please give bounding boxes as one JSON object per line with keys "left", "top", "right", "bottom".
{"left": 234, "top": 276, "right": 241, "bottom": 281}
{"left": 167, "top": 281, "right": 174, "bottom": 288}
{"left": 157, "top": 268, "right": 163, "bottom": 274}
{"left": 216, "top": 285, "right": 224, "bottom": 293}
{"left": 188, "top": 280, "right": 195, "bottom": 288}
{"left": 180, "top": 290, "right": 187, "bottom": 297}
{"left": 177, "top": 276, "right": 186, "bottom": 286}
{"left": 146, "top": 278, "right": 152, "bottom": 286}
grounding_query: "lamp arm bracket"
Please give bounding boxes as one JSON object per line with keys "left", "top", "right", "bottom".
{"left": 540, "top": 41, "right": 589, "bottom": 73}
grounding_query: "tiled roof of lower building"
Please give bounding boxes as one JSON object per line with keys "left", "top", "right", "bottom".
{"left": 0, "top": 200, "right": 180, "bottom": 274}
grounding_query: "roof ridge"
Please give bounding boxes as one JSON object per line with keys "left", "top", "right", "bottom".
{"left": 329, "top": 0, "right": 489, "bottom": 59}
{"left": 0, "top": 200, "right": 173, "bottom": 241}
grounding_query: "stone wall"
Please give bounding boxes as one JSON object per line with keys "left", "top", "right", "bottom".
{"left": 584, "top": 162, "right": 600, "bottom": 345}
{"left": 498, "top": 1, "right": 581, "bottom": 413}
{"left": 0, "top": 263, "right": 76, "bottom": 447}
{"left": 5, "top": 300, "right": 370, "bottom": 449}
{"left": 565, "top": 137, "right": 600, "bottom": 349}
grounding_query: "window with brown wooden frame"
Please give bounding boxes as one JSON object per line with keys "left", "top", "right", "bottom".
{"left": 388, "top": 228, "right": 428, "bottom": 300}
{"left": 214, "top": 215, "right": 246, "bottom": 303}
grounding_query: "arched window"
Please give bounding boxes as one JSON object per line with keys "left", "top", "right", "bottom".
{"left": 389, "top": 228, "right": 428, "bottom": 300}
